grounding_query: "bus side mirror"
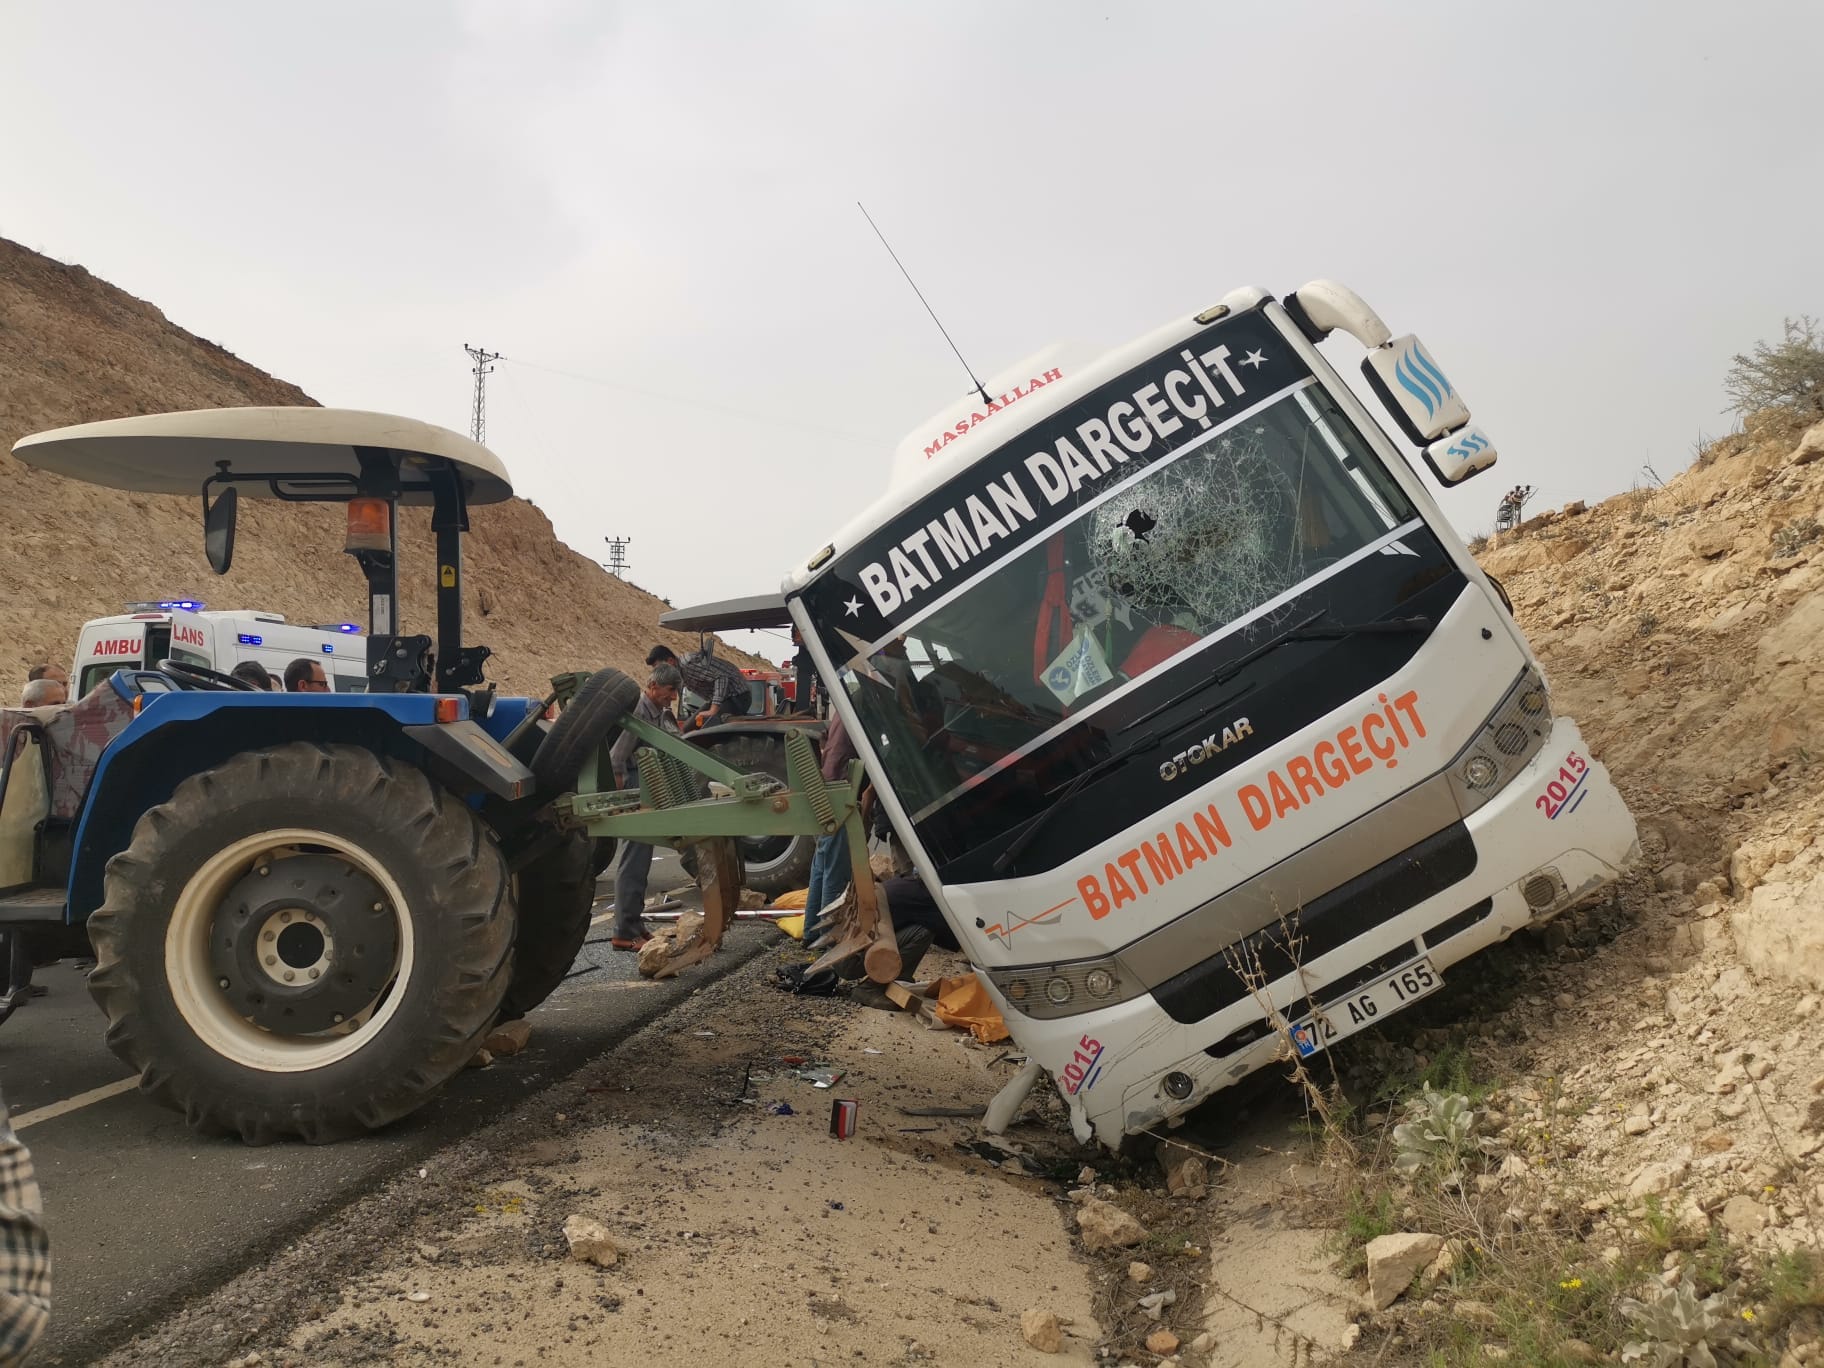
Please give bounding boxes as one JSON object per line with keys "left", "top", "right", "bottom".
{"left": 204, "top": 486, "right": 238, "bottom": 575}
{"left": 1360, "top": 335, "right": 1471, "bottom": 446}
{"left": 1422, "top": 425, "right": 1499, "bottom": 485}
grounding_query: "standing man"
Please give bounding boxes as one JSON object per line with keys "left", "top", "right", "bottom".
{"left": 802, "top": 710, "right": 857, "bottom": 945}
{"left": 0, "top": 1088, "right": 50, "bottom": 1366}
{"left": 648, "top": 642, "right": 751, "bottom": 730}
{"left": 283, "top": 659, "right": 330, "bottom": 693}
{"left": 606, "top": 663, "right": 683, "bottom": 951}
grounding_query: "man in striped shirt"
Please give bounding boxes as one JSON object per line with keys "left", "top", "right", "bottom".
{"left": 647, "top": 644, "right": 752, "bottom": 729}
{"left": 0, "top": 1088, "right": 49, "bottom": 1366}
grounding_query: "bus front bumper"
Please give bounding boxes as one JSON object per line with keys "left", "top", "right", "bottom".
{"left": 979, "top": 717, "right": 1639, "bottom": 1148}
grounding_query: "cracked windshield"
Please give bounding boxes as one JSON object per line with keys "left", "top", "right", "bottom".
{"left": 839, "top": 384, "right": 1418, "bottom": 818}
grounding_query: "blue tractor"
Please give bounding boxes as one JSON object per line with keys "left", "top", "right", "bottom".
{"left": 0, "top": 408, "right": 646, "bottom": 1142}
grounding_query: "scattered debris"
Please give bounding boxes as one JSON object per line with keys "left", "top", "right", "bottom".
{"left": 1137, "top": 1288, "right": 1176, "bottom": 1320}
{"left": 635, "top": 935, "right": 675, "bottom": 978}
{"left": 1145, "top": 1327, "right": 1180, "bottom": 1355}
{"left": 1127, "top": 1261, "right": 1153, "bottom": 1283}
{"left": 898, "top": 1104, "right": 986, "bottom": 1119}
{"left": 480, "top": 1018, "right": 532, "bottom": 1057}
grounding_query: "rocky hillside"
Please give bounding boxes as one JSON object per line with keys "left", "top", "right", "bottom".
{"left": 1276, "top": 408, "right": 1824, "bottom": 1362}
{"left": 1480, "top": 406, "right": 1824, "bottom": 975}
{"left": 0, "top": 238, "right": 758, "bottom": 698}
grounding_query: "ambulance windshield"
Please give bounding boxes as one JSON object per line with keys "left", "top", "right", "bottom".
{"left": 832, "top": 385, "right": 1416, "bottom": 821}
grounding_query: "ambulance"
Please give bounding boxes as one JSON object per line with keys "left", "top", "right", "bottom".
{"left": 72, "top": 602, "right": 368, "bottom": 695}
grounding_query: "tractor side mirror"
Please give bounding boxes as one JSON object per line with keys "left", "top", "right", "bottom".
{"left": 204, "top": 486, "right": 238, "bottom": 576}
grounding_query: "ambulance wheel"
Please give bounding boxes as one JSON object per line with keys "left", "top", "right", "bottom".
{"left": 499, "top": 830, "right": 597, "bottom": 1021}
{"left": 531, "top": 668, "right": 641, "bottom": 793}
{"left": 695, "top": 734, "right": 817, "bottom": 897}
{"left": 87, "top": 743, "right": 515, "bottom": 1144}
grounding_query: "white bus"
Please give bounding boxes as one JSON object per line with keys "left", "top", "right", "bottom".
{"left": 73, "top": 603, "right": 368, "bottom": 695}
{"left": 786, "top": 282, "right": 1638, "bottom": 1145}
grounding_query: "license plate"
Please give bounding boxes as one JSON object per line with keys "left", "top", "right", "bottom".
{"left": 1289, "top": 958, "right": 1441, "bottom": 1058}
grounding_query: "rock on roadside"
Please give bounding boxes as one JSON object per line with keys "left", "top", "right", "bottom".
{"left": 1075, "top": 1198, "right": 1148, "bottom": 1251}
{"left": 1146, "top": 1328, "right": 1180, "bottom": 1355}
{"left": 1020, "top": 1308, "right": 1064, "bottom": 1353}
{"left": 1366, "top": 1232, "right": 1444, "bottom": 1310}
{"left": 561, "top": 1214, "right": 620, "bottom": 1268}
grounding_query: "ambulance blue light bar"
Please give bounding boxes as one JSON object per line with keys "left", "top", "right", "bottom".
{"left": 237, "top": 634, "right": 263, "bottom": 646}
{"left": 125, "top": 599, "right": 205, "bottom": 613}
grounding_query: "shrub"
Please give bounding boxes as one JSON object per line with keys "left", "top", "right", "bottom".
{"left": 1724, "top": 317, "right": 1824, "bottom": 419}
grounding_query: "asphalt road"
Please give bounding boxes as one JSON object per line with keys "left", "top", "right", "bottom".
{"left": 0, "top": 851, "right": 780, "bottom": 1365}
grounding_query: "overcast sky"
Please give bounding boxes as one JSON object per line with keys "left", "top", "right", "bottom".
{"left": 4, "top": 1, "right": 1820, "bottom": 663}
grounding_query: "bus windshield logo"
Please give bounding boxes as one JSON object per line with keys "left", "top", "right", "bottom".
{"left": 1159, "top": 719, "right": 1254, "bottom": 782}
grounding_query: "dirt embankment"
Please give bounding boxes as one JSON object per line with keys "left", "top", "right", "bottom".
{"left": 1479, "top": 408, "right": 1824, "bottom": 964}
{"left": 0, "top": 238, "right": 761, "bottom": 699}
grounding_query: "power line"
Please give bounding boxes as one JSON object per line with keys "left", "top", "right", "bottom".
{"left": 464, "top": 343, "right": 502, "bottom": 443}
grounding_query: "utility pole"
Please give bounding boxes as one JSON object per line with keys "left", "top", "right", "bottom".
{"left": 604, "top": 536, "right": 631, "bottom": 577}
{"left": 463, "top": 343, "right": 502, "bottom": 443}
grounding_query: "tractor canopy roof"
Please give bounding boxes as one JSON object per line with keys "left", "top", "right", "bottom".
{"left": 658, "top": 592, "right": 791, "bottom": 634}
{"left": 12, "top": 407, "right": 514, "bottom": 506}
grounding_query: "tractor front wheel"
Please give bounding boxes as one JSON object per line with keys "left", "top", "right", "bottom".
{"left": 88, "top": 743, "right": 516, "bottom": 1143}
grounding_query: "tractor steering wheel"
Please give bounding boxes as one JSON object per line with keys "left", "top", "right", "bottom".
{"left": 156, "top": 658, "right": 257, "bottom": 692}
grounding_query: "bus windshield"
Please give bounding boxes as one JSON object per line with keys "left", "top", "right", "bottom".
{"left": 833, "top": 383, "right": 1417, "bottom": 821}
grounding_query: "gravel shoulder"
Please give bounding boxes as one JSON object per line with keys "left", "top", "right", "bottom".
{"left": 105, "top": 942, "right": 1103, "bottom": 1368}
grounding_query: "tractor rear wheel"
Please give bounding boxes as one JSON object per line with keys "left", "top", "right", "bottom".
{"left": 692, "top": 733, "right": 816, "bottom": 897}
{"left": 88, "top": 743, "right": 515, "bottom": 1144}
{"left": 499, "top": 830, "right": 597, "bottom": 1021}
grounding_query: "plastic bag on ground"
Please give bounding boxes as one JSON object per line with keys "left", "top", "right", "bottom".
{"left": 929, "top": 976, "right": 1010, "bottom": 1044}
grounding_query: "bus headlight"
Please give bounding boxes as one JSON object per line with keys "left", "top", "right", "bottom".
{"left": 988, "top": 955, "right": 1143, "bottom": 1020}
{"left": 1447, "top": 665, "right": 1553, "bottom": 816}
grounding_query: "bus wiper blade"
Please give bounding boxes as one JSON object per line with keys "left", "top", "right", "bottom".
{"left": 1211, "top": 612, "right": 1431, "bottom": 686}
{"left": 993, "top": 731, "right": 1155, "bottom": 875}
{"left": 1209, "top": 609, "right": 1327, "bottom": 686}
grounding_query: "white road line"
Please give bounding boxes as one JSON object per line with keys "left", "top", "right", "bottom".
{"left": 13, "top": 1076, "right": 138, "bottom": 1132}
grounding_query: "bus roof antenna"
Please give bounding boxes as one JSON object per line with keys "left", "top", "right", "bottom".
{"left": 858, "top": 202, "right": 993, "bottom": 410}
